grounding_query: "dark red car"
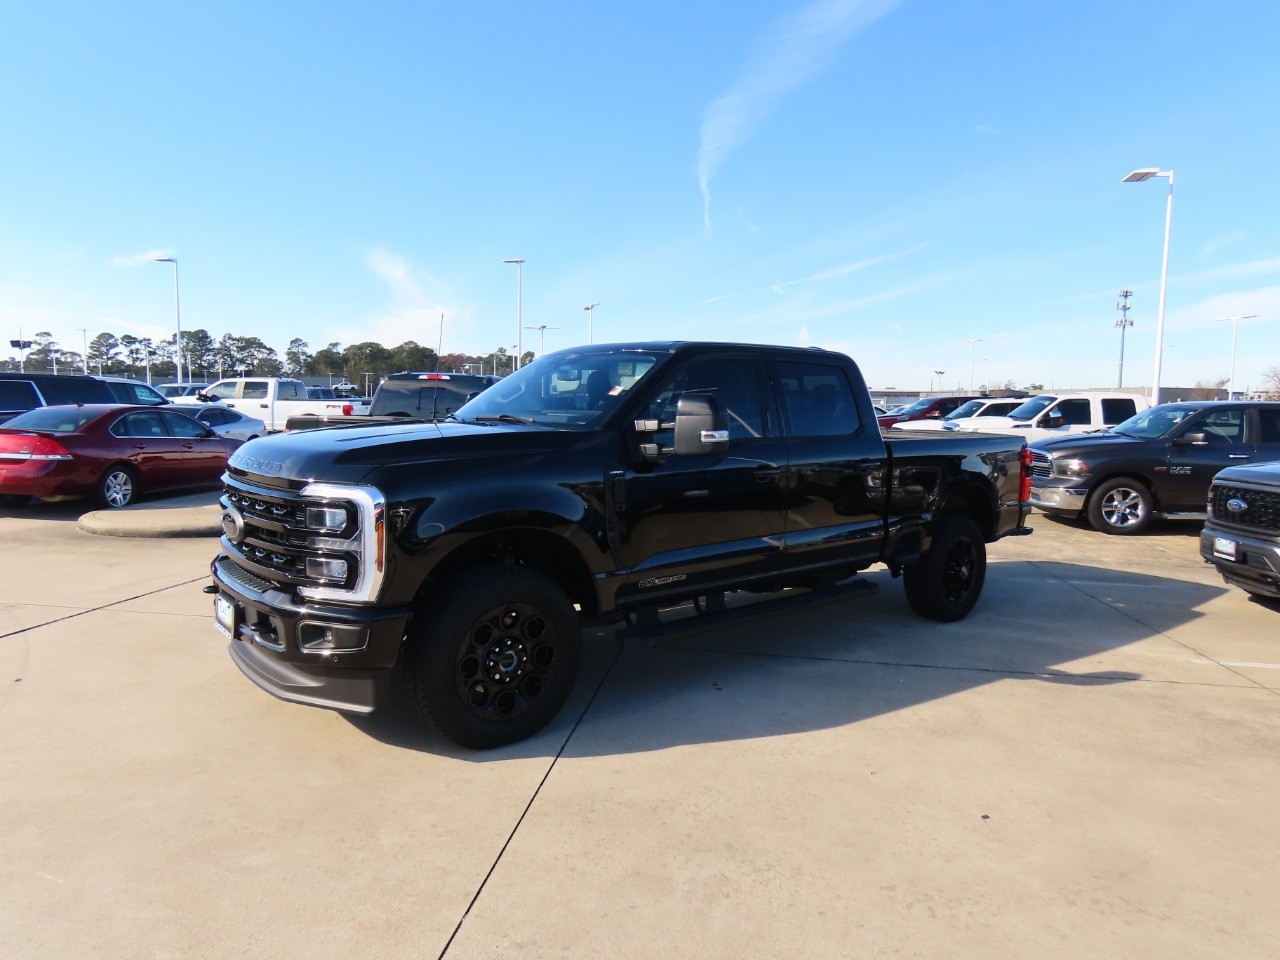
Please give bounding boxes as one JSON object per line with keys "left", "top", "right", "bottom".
{"left": 876, "top": 395, "right": 976, "bottom": 430}
{"left": 0, "top": 404, "right": 241, "bottom": 508}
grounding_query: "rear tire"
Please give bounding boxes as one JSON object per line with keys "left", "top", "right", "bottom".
{"left": 903, "top": 514, "right": 986, "bottom": 622}
{"left": 1087, "top": 477, "right": 1152, "bottom": 535}
{"left": 404, "top": 566, "right": 582, "bottom": 749}
{"left": 98, "top": 465, "right": 137, "bottom": 508}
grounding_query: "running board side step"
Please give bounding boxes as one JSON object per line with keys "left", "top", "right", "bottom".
{"left": 618, "top": 578, "right": 878, "bottom": 646}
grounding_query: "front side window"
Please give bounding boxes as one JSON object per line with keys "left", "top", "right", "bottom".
{"left": 639, "top": 359, "right": 766, "bottom": 441}
{"left": 161, "top": 410, "right": 208, "bottom": 438}
{"left": 204, "top": 382, "right": 239, "bottom": 400}
{"left": 1198, "top": 408, "right": 1244, "bottom": 445}
{"left": 776, "top": 361, "right": 860, "bottom": 437}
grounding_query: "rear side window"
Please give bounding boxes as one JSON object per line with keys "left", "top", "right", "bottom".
{"left": 1256, "top": 409, "right": 1280, "bottom": 445}
{"left": 776, "top": 362, "right": 860, "bottom": 437}
{"left": 0, "top": 380, "right": 40, "bottom": 412}
{"left": 1101, "top": 398, "right": 1137, "bottom": 424}
{"left": 41, "top": 377, "right": 111, "bottom": 405}
{"left": 277, "top": 381, "right": 304, "bottom": 400}
{"left": 242, "top": 381, "right": 269, "bottom": 400}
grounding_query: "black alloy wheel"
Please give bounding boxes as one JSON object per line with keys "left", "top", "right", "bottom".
{"left": 903, "top": 514, "right": 987, "bottom": 622}
{"left": 405, "top": 566, "right": 582, "bottom": 749}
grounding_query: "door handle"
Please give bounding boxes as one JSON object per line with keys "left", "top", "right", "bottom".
{"left": 260, "top": 403, "right": 268, "bottom": 409}
{"left": 754, "top": 463, "right": 782, "bottom": 481}
{"left": 182, "top": 443, "right": 195, "bottom": 450}
{"left": 1228, "top": 454, "right": 1250, "bottom": 459}
{"left": 132, "top": 443, "right": 146, "bottom": 450}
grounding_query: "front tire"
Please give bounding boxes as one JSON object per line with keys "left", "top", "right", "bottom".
{"left": 903, "top": 514, "right": 987, "bottom": 622}
{"left": 98, "top": 465, "right": 137, "bottom": 508}
{"left": 404, "top": 566, "right": 583, "bottom": 749}
{"left": 1087, "top": 477, "right": 1152, "bottom": 535}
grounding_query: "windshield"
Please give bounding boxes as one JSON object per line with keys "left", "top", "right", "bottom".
{"left": 1006, "top": 395, "right": 1055, "bottom": 421}
{"left": 946, "top": 400, "right": 986, "bottom": 419}
{"left": 456, "top": 348, "right": 662, "bottom": 427}
{"left": 1111, "top": 404, "right": 1200, "bottom": 439}
{"left": 895, "top": 397, "right": 937, "bottom": 416}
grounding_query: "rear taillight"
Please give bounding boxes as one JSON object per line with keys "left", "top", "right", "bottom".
{"left": 342, "top": 404, "right": 353, "bottom": 416}
{"left": 0, "top": 434, "right": 71, "bottom": 460}
{"left": 1019, "top": 446, "right": 1033, "bottom": 502}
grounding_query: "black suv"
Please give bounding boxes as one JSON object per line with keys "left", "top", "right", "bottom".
{"left": 370, "top": 372, "right": 499, "bottom": 418}
{"left": 0, "top": 373, "right": 115, "bottom": 425}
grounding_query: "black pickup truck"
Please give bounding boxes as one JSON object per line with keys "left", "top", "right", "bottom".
{"left": 210, "top": 342, "right": 1032, "bottom": 748}
{"left": 1029, "top": 401, "right": 1280, "bottom": 534}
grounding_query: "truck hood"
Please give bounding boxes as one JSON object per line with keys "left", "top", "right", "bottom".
{"left": 1030, "top": 432, "right": 1144, "bottom": 455}
{"left": 1210, "top": 460, "right": 1280, "bottom": 486}
{"left": 227, "top": 420, "right": 572, "bottom": 485}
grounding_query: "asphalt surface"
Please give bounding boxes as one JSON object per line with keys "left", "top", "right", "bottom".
{"left": 2, "top": 500, "right": 1278, "bottom": 959}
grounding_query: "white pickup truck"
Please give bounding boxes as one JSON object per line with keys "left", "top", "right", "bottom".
{"left": 939, "top": 391, "right": 1150, "bottom": 443}
{"left": 180, "top": 377, "right": 371, "bottom": 432}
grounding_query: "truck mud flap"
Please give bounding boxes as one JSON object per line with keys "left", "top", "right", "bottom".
{"left": 618, "top": 579, "right": 878, "bottom": 646}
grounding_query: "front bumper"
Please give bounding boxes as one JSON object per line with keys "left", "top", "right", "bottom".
{"left": 1028, "top": 483, "right": 1088, "bottom": 516}
{"left": 1199, "top": 524, "right": 1280, "bottom": 599}
{"left": 212, "top": 554, "right": 412, "bottom": 714}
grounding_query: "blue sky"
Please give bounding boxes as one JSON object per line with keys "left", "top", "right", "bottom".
{"left": 2, "top": 0, "right": 1278, "bottom": 393}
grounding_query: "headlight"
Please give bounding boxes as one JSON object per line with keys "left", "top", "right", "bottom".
{"left": 1052, "top": 458, "right": 1091, "bottom": 479}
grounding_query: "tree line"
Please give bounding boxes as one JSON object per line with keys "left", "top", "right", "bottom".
{"left": 1, "top": 330, "right": 537, "bottom": 383}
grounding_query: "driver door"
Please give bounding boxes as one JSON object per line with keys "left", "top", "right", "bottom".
{"left": 614, "top": 356, "right": 788, "bottom": 607}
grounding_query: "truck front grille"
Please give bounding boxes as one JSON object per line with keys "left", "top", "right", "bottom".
{"left": 1209, "top": 483, "right": 1280, "bottom": 531}
{"left": 1031, "top": 451, "right": 1052, "bottom": 480}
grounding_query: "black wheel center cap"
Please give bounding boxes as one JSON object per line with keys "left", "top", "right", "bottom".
{"left": 485, "top": 637, "right": 527, "bottom": 683}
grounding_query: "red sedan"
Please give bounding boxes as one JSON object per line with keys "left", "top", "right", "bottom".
{"left": 0, "top": 404, "right": 241, "bottom": 508}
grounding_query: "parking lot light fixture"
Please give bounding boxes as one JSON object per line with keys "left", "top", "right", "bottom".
{"left": 1122, "top": 167, "right": 1174, "bottom": 405}
{"left": 1215, "top": 314, "right": 1258, "bottom": 400}
{"left": 502, "top": 259, "right": 525, "bottom": 369}
{"left": 963, "top": 339, "right": 982, "bottom": 393}
{"left": 583, "top": 302, "right": 600, "bottom": 344}
{"left": 524, "top": 324, "right": 559, "bottom": 357}
{"left": 154, "top": 257, "right": 183, "bottom": 384}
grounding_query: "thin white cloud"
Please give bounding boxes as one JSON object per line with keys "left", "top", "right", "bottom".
{"left": 696, "top": 0, "right": 900, "bottom": 230}
{"left": 704, "top": 241, "right": 932, "bottom": 303}
{"left": 112, "top": 248, "right": 173, "bottom": 267}
{"left": 1201, "top": 231, "right": 1246, "bottom": 257}
{"left": 327, "top": 248, "right": 470, "bottom": 349}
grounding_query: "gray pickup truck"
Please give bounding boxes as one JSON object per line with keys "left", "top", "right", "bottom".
{"left": 285, "top": 372, "right": 498, "bottom": 431}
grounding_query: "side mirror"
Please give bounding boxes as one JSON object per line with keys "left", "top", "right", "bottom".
{"left": 1175, "top": 431, "right": 1208, "bottom": 446}
{"left": 925, "top": 410, "right": 942, "bottom": 418}
{"left": 673, "top": 394, "right": 729, "bottom": 456}
{"left": 1040, "top": 414, "right": 1065, "bottom": 429}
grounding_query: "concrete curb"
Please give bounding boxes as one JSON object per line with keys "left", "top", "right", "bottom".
{"left": 76, "top": 491, "right": 223, "bottom": 539}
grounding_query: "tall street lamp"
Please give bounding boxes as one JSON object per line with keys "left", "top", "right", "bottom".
{"left": 502, "top": 259, "right": 525, "bottom": 369}
{"left": 154, "top": 257, "right": 184, "bottom": 383}
{"left": 1215, "top": 314, "right": 1258, "bottom": 401}
{"left": 524, "top": 324, "right": 559, "bottom": 357}
{"left": 963, "top": 339, "right": 982, "bottom": 393}
{"left": 983, "top": 357, "right": 992, "bottom": 392}
{"left": 1115, "top": 289, "right": 1134, "bottom": 388}
{"left": 583, "top": 302, "right": 600, "bottom": 344}
{"left": 1122, "top": 168, "right": 1174, "bottom": 405}
{"left": 932, "top": 370, "right": 944, "bottom": 393}
{"left": 77, "top": 327, "right": 90, "bottom": 375}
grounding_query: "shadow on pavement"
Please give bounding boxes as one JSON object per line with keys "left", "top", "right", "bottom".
{"left": 347, "top": 560, "right": 1227, "bottom": 759}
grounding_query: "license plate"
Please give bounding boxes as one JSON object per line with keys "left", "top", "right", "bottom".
{"left": 214, "top": 594, "right": 238, "bottom": 639}
{"left": 1213, "top": 537, "right": 1239, "bottom": 561}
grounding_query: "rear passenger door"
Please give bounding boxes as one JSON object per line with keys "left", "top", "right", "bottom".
{"left": 773, "top": 360, "right": 886, "bottom": 575}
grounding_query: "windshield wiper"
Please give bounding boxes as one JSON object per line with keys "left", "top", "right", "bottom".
{"left": 472, "top": 413, "right": 536, "bottom": 425}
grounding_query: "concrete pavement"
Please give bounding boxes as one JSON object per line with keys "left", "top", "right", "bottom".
{"left": 1, "top": 508, "right": 1277, "bottom": 959}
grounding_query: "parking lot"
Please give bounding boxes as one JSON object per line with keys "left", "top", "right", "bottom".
{"left": 3, "top": 500, "right": 1278, "bottom": 959}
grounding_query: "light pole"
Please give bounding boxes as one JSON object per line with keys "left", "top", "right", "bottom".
{"left": 1115, "top": 289, "right": 1134, "bottom": 388}
{"left": 963, "top": 339, "right": 982, "bottom": 393}
{"left": 524, "top": 324, "right": 559, "bottom": 357}
{"left": 583, "top": 302, "right": 600, "bottom": 344}
{"left": 932, "top": 370, "right": 944, "bottom": 394}
{"left": 1215, "top": 314, "right": 1258, "bottom": 401}
{"left": 76, "top": 328, "right": 90, "bottom": 374}
{"left": 436, "top": 312, "right": 445, "bottom": 372}
{"left": 1122, "top": 168, "right": 1174, "bottom": 405}
{"left": 502, "top": 259, "right": 525, "bottom": 369}
{"left": 154, "top": 257, "right": 183, "bottom": 383}
{"left": 983, "top": 358, "right": 992, "bottom": 393}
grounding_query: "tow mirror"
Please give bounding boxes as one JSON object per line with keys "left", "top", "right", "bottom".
{"left": 1040, "top": 413, "right": 1065, "bottom": 429}
{"left": 673, "top": 394, "right": 729, "bottom": 456}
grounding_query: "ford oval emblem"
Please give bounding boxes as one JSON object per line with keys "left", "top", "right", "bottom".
{"left": 220, "top": 505, "right": 247, "bottom": 544}
{"left": 1226, "top": 497, "right": 1248, "bottom": 514}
